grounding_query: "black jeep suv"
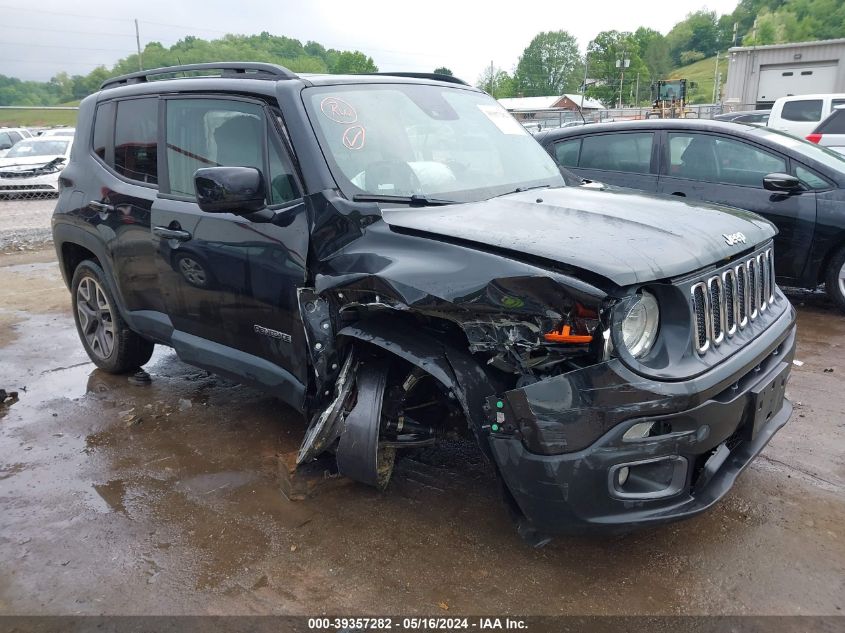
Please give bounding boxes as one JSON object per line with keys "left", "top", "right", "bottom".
{"left": 53, "top": 63, "right": 796, "bottom": 540}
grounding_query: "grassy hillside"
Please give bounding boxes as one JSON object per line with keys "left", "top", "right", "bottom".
{"left": 0, "top": 108, "right": 77, "bottom": 128}
{"left": 668, "top": 55, "right": 729, "bottom": 104}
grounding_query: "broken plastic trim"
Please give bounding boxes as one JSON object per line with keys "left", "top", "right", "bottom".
{"left": 297, "top": 349, "right": 355, "bottom": 464}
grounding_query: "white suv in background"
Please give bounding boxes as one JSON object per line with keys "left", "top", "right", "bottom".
{"left": 768, "top": 94, "right": 845, "bottom": 138}
{"left": 807, "top": 105, "right": 845, "bottom": 154}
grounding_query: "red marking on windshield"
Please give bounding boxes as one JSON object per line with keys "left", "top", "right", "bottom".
{"left": 342, "top": 125, "right": 366, "bottom": 150}
{"left": 320, "top": 97, "right": 358, "bottom": 124}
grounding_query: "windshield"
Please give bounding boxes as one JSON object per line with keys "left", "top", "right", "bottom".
{"left": 747, "top": 125, "right": 845, "bottom": 173}
{"left": 304, "top": 83, "right": 564, "bottom": 203}
{"left": 6, "top": 139, "right": 68, "bottom": 158}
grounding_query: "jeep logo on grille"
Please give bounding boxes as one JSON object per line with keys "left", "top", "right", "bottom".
{"left": 723, "top": 232, "right": 747, "bottom": 246}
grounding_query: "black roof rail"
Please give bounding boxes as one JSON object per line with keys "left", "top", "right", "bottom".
{"left": 100, "top": 62, "right": 298, "bottom": 90}
{"left": 364, "top": 72, "right": 470, "bottom": 86}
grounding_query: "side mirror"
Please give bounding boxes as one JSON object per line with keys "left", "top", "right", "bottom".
{"left": 194, "top": 166, "right": 266, "bottom": 214}
{"left": 763, "top": 172, "right": 802, "bottom": 193}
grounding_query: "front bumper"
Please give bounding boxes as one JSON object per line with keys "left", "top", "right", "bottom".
{"left": 0, "top": 173, "right": 59, "bottom": 195}
{"left": 489, "top": 304, "right": 797, "bottom": 534}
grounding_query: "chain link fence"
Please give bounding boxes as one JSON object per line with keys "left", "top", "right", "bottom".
{"left": 512, "top": 103, "right": 737, "bottom": 133}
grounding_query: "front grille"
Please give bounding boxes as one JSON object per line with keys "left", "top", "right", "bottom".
{"left": 0, "top": 184, "right": 55, "bottom": 191}
{"left": 691, "top": 248, "right": 775, "bottom": 355}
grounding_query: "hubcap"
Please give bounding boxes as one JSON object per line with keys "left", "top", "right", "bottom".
{"left": 178, "top": 257, "right": 206, "bottom": 286}
{"left": 839, "top": 260, "right": 845, "bottom": 299}
{"left": 76, "top": 277, "right": 115, "bottom": 360}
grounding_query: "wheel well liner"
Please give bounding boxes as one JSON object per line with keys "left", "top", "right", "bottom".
{"left": 337, "top": 315, "right": 503, "bottom": 460}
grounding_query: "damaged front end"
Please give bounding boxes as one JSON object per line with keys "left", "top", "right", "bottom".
{"left": 293, "top": 191, "right": 796, "bottom": 540}
{"left": 294, "top": 191, "right": 615, "bottom": 505}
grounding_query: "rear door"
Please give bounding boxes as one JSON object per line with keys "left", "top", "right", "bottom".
{"left": 657, "top": 131, "right": 816, "bottom": 283}
{"left": 151, "top": 95, "right": 311, "bottom": 399}
{"left": 547, "top": 131, "right": 658, "bottom": 191}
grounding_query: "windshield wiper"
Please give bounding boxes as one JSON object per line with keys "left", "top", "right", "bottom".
{"left": 352, "top": 193, "right": 459, "bottom": 207}
{"left": 489, "top": 184, "right": 553, "bottom": 200}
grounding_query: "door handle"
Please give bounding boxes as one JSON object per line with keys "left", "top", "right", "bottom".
{"left": 153, "top": 226, "right": 192, "bottom": 241}
{"left": 88, "top": 200, "right": 115, "bottom": 213}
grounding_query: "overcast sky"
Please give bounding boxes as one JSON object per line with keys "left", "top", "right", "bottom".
{"left": 2, "top": 0, "right": 739, "bottom": 83}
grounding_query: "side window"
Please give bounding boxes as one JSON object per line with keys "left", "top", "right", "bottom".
{"left": 92, "top": 101, "right": 114, "bottom": 161}
{"left": 781, "top": 99, "right": 823, "bottom": 122}
{"left": 553, "top": 139, "right": 580, "bottom": 167}
{"left": 114, "top": 98, "right": 158, "bottom": 184}
{"left": 794, "top": 165, "right": 829, "bottom": 190}
{"left": 267, "top": 139, "right": 300, "bottom": 205}
{"left": 579, "top": 133, "right": 653, "bottom": 173}
{"left": 165, "top": 98, "right": 300, "bottom": 204}
{"left": 668, "top": 133, "right": 786, "bottom": 187}
{"left": 0, "top": 132, "right": 12, "bottom": 149}
{"left": 817, "top": 109, "right": 845, "bottom": 134}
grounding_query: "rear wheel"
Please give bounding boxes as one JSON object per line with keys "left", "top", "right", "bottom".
{"left": 825, "top": 246, "right": 845, "bottom": 313}
{"left": 71, "top": 260, "right": 154, "bottom": 373}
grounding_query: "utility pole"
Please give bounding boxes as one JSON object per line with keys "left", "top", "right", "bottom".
{"left": 616, "top": 49, "right": 629, "bottom": 108}
{"left": 489, "top": 60, "right": 494, "bottom": 95}
{"left": 712, "top": 52, "right": 720, "bottom": 103}
{"left": 581, "top": 50, "right": 589, "bottom": 111}
{"left": 635, "top": 72, "right": 640, "bottom": 106}
{"left": 134, "top": 19, "right": 143, "bottom": 71}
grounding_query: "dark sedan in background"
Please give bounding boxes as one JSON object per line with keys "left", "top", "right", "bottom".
{"left": 714, "top": 110, "right": 770, "bottom": 125}
{"left": 537, "top": 119, "right": 845, "bottom": 311}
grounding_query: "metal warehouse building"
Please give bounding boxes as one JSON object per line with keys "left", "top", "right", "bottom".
{"left": 724, "top": 38, "right": 845, "bottom": 109}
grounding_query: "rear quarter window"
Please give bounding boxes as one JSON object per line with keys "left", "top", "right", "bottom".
{"left": 92, "top": 101, "right": 115, "bottom": 161}
{"left": 781, "top": 99, "right": 823, "bottom": 122}
{"left": 817, "top": 109, "right": 845, "bottom": 134}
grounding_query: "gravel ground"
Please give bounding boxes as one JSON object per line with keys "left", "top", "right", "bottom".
{"left": 0, "top": 196, "right": 56, "bottom": 252}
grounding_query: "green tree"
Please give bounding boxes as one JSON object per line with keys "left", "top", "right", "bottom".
{"left": 433, "top": 67, "right": 453, "bottom": 76}
{"left": 634, "top": 27, "right": 671, "bottom": 82}
{"left": 476, "top": 66, "right": 515, "bottom": 98}
{"left": 666, "top": 10, "right": 720, "bottom": 65}
{"left": 586, "top": 31, "right": 649, "bottom": 107}
{"left": 515, "top": 31, "right": 583, "bottom": 96}
{"left": 330, "top": 51, "right": 378, "bottom": 74}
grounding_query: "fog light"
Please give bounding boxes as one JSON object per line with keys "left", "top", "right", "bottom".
{"left": 623, "top": 421, "right": 654, "bottom": 440}
{"left": 609, "top": 456, "right": 688, "bottom": 500}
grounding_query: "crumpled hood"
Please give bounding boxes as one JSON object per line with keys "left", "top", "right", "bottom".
{"left": 381, "top": 186, "right": 777, "bottom": 287}
{"left": 0, "top": 154, "right": 65, "bottom": 170}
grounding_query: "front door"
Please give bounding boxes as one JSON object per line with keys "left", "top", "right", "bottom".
{"left": 657, "top": 131, "right": 816, "bottom": 284}
{"left": 151, "top": 96, "right": 310, "bottom": 401}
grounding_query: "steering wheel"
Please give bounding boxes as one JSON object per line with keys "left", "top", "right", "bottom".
{"left": 364, "top": 160, "right": 421, "bottom": 196}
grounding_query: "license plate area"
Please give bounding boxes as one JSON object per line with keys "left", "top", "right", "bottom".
{"left": 744, "top": 361, "right": 790, "bottom": 441}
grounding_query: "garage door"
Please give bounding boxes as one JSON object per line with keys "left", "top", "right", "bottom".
{"left": 757, "top": 64, "right": 838, "bottom": 105}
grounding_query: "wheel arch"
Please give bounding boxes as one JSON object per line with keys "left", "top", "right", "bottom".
{"left": 337, "top": 314, "right": 503, "bottom": 461}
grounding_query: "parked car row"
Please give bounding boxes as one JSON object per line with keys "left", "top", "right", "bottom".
{"left": 536, "top": 118, "right": 845, "bottom": 311}
{"left": 0, "top": 126, "right": 74, "bottom": 197}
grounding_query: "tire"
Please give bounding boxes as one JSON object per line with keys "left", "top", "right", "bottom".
{"left": 825, "top": 246, "right": 845, "bottom": 313}
{"left": 71, "top": 260, "right": 154, "bottom": 373}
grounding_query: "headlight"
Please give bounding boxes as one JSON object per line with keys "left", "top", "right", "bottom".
{"left": 621, "top": 290, "right": 659, "bottom": 358}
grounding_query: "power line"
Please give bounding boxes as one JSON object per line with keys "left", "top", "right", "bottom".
{"left": 0, "top": 4, "right": 133, "bottom": 22}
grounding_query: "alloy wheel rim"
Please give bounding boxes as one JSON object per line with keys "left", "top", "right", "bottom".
{"left": 178, "top": 257, "right": 206, "bottom": 286}
{"left": 76, "top": 277, "right": 115, "bottom": 360}
{"left": 839, "top": 260, "right": 845, "bottom": 299}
